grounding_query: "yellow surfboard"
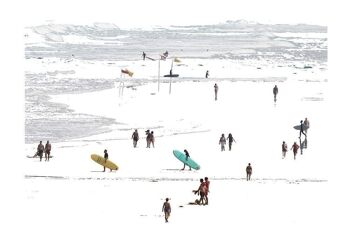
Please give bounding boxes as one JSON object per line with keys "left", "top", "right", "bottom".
{"left": 90, "top": 154, "right": 119, "bottom": 170}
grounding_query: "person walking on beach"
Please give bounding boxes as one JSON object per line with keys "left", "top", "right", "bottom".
{"left": 142, "top": 51, "right": 146, "bottom": 60}
{"left": 150, "top": 131, "right": 155, "bottom": 148}
{"left": 204, "top": 177, "right": 210, "bottom": 205}
{"left": 219, "top": 134, "right": 226, "bottom": 151}
{"left": 36, "top": 141, "right": 44, "bottom": 162}
{"left": 181, "top": 149, "right": 191, "bottom": 171}
{"left": 205, "top": 70, "right": 209, "bottom": 78}
{"left": 282, "top": 141, "right": 288, "bottom": 159}
{"left": 44, "top": 140, "right": 51, "bottom": 161}
{"left": 291, "top": 142, "right": 300, "bottom": 160}
{"left": 214, "top": 83, "right": 218, "bottom": 100}
{"left": 131, "top": 129, "right": 139, "bottom": 148}
{"left": 162, "top": 198, "right": 171, "bottom": 223}
{"left": 299, "top": 120, "right": 307, "bottom": 138}
{"left": 146, "top": 130, "right": 151, "bottom": 148}
{"left": 303, "top": 117, "right": 310, "bottom": 133}
{"left": 227, "top": 133, "right": 236, "bottom": 151}
{"left": 273, "top": 85, "right": 278, "bottom": 102}
{"left": 194, "top": 178, "right": 207, "bottom": 205}
{"left": 103, "top": 149, "right": 112, "bottom": 172}
{"left": 246, "top": 163, "right": 252, "bottom": 181}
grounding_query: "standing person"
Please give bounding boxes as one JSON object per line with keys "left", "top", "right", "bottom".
{"left": 246, "top": 163, "right": 252, "bottom": 181}
{"left": 205, "top": 70, "right": 209, "bottom": 78}
{"left": 214, "top": 83, "right": 218, "bottom": 101}
{"left": 150, "top": 131, "right": 155, "bottom": 148}
{"left": 299, "top": 120, "right": 307, "bottom": 138}
{"left": 273, "top": 85, "right": 278, "bottom": 102}
{"left": 282, "top": 141, "right": 288, "bottom": 159}
{"left": 36, "top": 141, "right": 44, "bottom": 162}
{"left": 162, "top": 198, "right": 171, "bottom": 223}
{"left": 194, "top": 178, "right": 207, "bottom": 205}
{"left": 44, "top": 140, "right": 51, "bottom": 161}
{"left": 227, "top": 133, "right": 236, "bottom": 151}
{"left": 146, "top": 130, "right": 151, "bottom": 148}
{"left": 131, "top": 129, "right": 139, "bottom": 148}
{"left": 291, "top": 142, "right": 300, "bottom": 160}
{"left": 204, "top": 177, "right": 210, "bottom": 205}
{"left": 103, "top": 149, "right": 112, "bottom": 172}
{"left": 303, "top": 117, "right": 310, "bottom": 133}
{"left": 219, "top": 134, "right": 226, "bottom": 151}
{"left": 181, "top": 149, "right": 191, "bottom": 171}
{"left": 142, "top": 51, "right": 146, "bottom": 60}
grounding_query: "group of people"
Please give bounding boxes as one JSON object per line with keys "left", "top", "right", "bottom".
{"left": 34, "top": 140, "right": 51, "bottom": 162}
{"left": 218, "top": 133, "right": 236, "bottom": 151}
{"left": 131, "top": 129, "right": 155, "bottom": 148}
{"left": 282, "top": 117, "right": 310, "bottom": 160}
{"left": 193, "top": 177, "right": 210, "bottom": 205}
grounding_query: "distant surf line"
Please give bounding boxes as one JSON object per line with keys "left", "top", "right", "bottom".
{"left": 24, "top": 175, "right": 327, "bottom": 184}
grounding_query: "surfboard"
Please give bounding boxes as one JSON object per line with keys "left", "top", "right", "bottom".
{"left": 172, "top": 150, "right": 200, "bottom": 170}
{"left": 293, "top": 124, "right": 309, "bottom": 131}
{"left": 90, "top": 154, "right": 119, "bottom": 170}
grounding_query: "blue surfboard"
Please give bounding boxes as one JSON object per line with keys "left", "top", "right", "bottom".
{"left": 173, "top": 150, "right": 200, "bottom": 170}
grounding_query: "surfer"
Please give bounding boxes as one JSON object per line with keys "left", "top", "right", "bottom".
{"left": 219, "top": 134, "right": 226, "bottom": 151}
{"left": 227, "top": 133, "right": 236, "bottom": 151}
{"left": 204, "top": 177, "right": 210, "bottom": 205}
{"left": 246, "top": 163, "right": 252, "bottom": 181}
{"left": 299, "top": 120, "right": 307, "bottom": 138}
{"left": 35, "top": 141, "right": 44, "bottom": 161}
{"left": 150, "top": 131, "right": 155, "bottom": 148}
{"left": 103, "top": 149, "right": 112, "bottom": 172}
{"left": 131, "top": 129, "right": 139, "bottom": 148}
{"left": 282, "top": 141, "right": 288, "bottom": 159}
{"left": 162, "top": 198, "right": 171, "bottom": 223}
{"left": 181, "top": 149, "right": 191, "bottom": 170}
{"left": 142, "top": 51, "right": 146, "bottom": 60}
{"left": 44, "top": 140, "right": 51, "bottom": 161}
{"left": 273, "top": 85, "right": 278, "bottom": 102}
{"left": 205, "top": 70, "right": 209, "bottom": 78}
{"left": 214, "top": 83, "right": 218, "bottom": 100}
{"left": 291, "top": 142, "right": 300, "bottom": 160}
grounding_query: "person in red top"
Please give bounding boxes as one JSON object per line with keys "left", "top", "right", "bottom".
{"left": 291, "top": 142, "right": 300, "bottom": 160}
{"left": 204, "top": 177, "right": 210, "bottom": 205}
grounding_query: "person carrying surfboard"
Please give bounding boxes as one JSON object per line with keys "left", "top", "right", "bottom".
{"left": 131, "top": 129, "right": 139, "bottom": 148}
{"left": 299, "top": 120, "right": 307, "bottom": 138}
{"left": 181, "top": 149, "right": 191, "bottom": 170}
{"left": 162, "top": 198, "right": 171, "bottom": 223}
{"left": 103, "top": 149, "right": 112, "bottom": 172}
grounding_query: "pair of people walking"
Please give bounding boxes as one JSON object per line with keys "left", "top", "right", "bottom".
{"left": 219, "top": 133, "right": 236, "bottom": 151}
{"left": 193, "top": 177, "right": 210, "bottom": 205}
{"left": 34, "top": 140, "right": 51, "bottom": 162}
{"left": 281, "top": 141, "right": 301, "bottom": 160}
